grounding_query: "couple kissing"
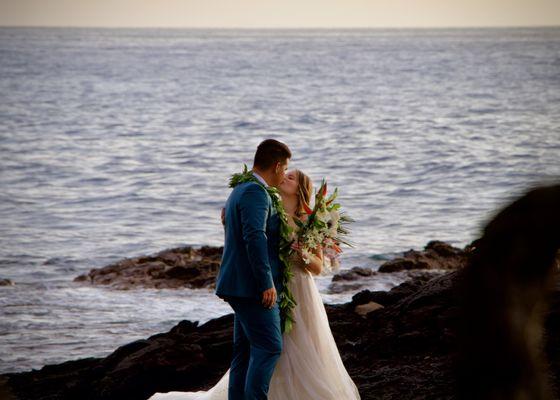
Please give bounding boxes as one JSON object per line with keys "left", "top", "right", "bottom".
{"left": 150, "top": 139, "right": 360, "bottom": 400}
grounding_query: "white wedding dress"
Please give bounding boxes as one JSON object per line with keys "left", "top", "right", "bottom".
{"left": 148, "top": 252, "right": 361, "bottom": 400}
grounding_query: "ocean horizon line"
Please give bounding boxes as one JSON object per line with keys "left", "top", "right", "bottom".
{"left": 1, "top": 24, "right": 559, "bottom": 31}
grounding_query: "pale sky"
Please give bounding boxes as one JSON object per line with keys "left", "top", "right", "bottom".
{"left": 0, "top": 0, "right": 559, "bottom": 28}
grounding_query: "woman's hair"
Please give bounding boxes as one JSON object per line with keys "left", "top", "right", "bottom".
{"left": 295, "top": 169, "right": 313, "bottom": 217}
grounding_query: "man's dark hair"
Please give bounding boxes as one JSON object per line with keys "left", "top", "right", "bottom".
{"left": 253, "top": 139, "right": 292, "bottom": 170}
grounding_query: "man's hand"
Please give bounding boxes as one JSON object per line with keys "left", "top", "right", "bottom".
{"left": 262, "top": 286, "right": 277, "bottom": 308}
{"left": 221, "top": 207, "right": 225, "bottom": 226}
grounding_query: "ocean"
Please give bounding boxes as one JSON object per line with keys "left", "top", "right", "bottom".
{"left": 0, "top": 26, "right": 559, "bottom": 373}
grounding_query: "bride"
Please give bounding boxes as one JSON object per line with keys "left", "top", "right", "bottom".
{"left": 149, "top": 169, "right": 361, "bottom": 400}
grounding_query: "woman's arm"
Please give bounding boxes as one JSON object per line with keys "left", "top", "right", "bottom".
{"left": 305, "top": 245, "right": 323, "bottom": 275}
{"left": 292, "top": 242, "right": 323, "bottom": 275}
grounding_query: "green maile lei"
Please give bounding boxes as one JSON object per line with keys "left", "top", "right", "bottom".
{"left": 229, "top": 164, "right": 297, "bottom": 334}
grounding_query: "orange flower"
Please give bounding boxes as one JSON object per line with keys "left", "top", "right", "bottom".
{"left": 321, "top": 182, "right": 328, "bottom": 197}
{"left": 303, "top": 202, "right": 314, "bottom": 215}
{"left": 332, "top": 242, "right": 343, "bottom": 253}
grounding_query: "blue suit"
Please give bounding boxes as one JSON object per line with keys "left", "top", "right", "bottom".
{"left": 215, "top": 179, "right": 283, "bottom": 400}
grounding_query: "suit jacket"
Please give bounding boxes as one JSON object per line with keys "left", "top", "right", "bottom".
{"left": 215, "top": 180, "right": 283, "bottom": 300}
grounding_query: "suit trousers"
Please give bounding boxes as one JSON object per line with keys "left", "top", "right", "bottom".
{"left": 227, "top": 297, "right": 283, "bottom": 400}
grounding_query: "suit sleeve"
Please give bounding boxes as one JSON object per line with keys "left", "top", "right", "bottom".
{"left": 239, "top": 184, "right": 274, "bottom": 293}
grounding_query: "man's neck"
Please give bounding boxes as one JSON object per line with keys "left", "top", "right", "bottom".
{"left": 251, "top": 170, "right": 270, "bottom": 187}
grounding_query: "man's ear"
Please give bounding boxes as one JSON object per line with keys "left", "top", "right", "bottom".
{"left": 274, "top": 162, "right": 280, "bottom": 174}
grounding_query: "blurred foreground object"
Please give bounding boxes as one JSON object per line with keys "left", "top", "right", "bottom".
{"left": 456, "top": 184, "right": 560, "bottom": 400}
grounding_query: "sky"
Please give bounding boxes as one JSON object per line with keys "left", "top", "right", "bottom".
{"left": 0, "top": 0, "right": 559, "bottom": 28}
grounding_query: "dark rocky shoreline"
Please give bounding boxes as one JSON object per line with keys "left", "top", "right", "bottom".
{"left": 1, "top": 240, "right": 471, "bottom": 400}
{"left": 3, "top": 260, "right": 560, "bottom": 400}
{"left": 1, "top": 270, "right": 458, "bottom": 400}
{"left": 5, "top": 264, "right": 560, "bottom": 400}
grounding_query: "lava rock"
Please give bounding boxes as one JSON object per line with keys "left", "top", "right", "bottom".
{"left": 0, "top": 278, "right": 14, "bottom": 286}
{"left": 332, "top": 266, "right": 377, "bottom": 281}
{"left": 73, "top": 246, "right": 223, "bottom": 290}
{"left": 377, "top": 241, "right": 468, "bottom": 273}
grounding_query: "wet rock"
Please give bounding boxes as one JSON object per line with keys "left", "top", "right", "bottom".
{"left": 328, "top": 266, "right": 378, "bottom": 293}
{"left": 377, "top": 240, "right": 468, "bottom": 273}
{"left": 354, "top": 301, "right": 384, "bottom": 316}
{"left": 328, "top": 240, "right": 466, "bottom": 294}
{"left": 332, "top": 266, "right": 377, "bottom": 281}
{"left": 0, "top": 278, "right": 14, "bottom": 286}
{"left": 350, "top": 271, "right": 439, "bottom": 308}
{"left": 329, "top": 267, "right": 443, "bottom": 295}
{"left": 73, "top": 246, "right": 223, "bottom": 290}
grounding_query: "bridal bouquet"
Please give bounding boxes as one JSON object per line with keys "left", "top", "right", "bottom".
{"left": 293, "top": 180, "right": 353, "bottom": 274}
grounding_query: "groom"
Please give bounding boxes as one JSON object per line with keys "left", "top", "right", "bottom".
{"left": 216, "top": 139, "right": 291, "bottom": 400}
